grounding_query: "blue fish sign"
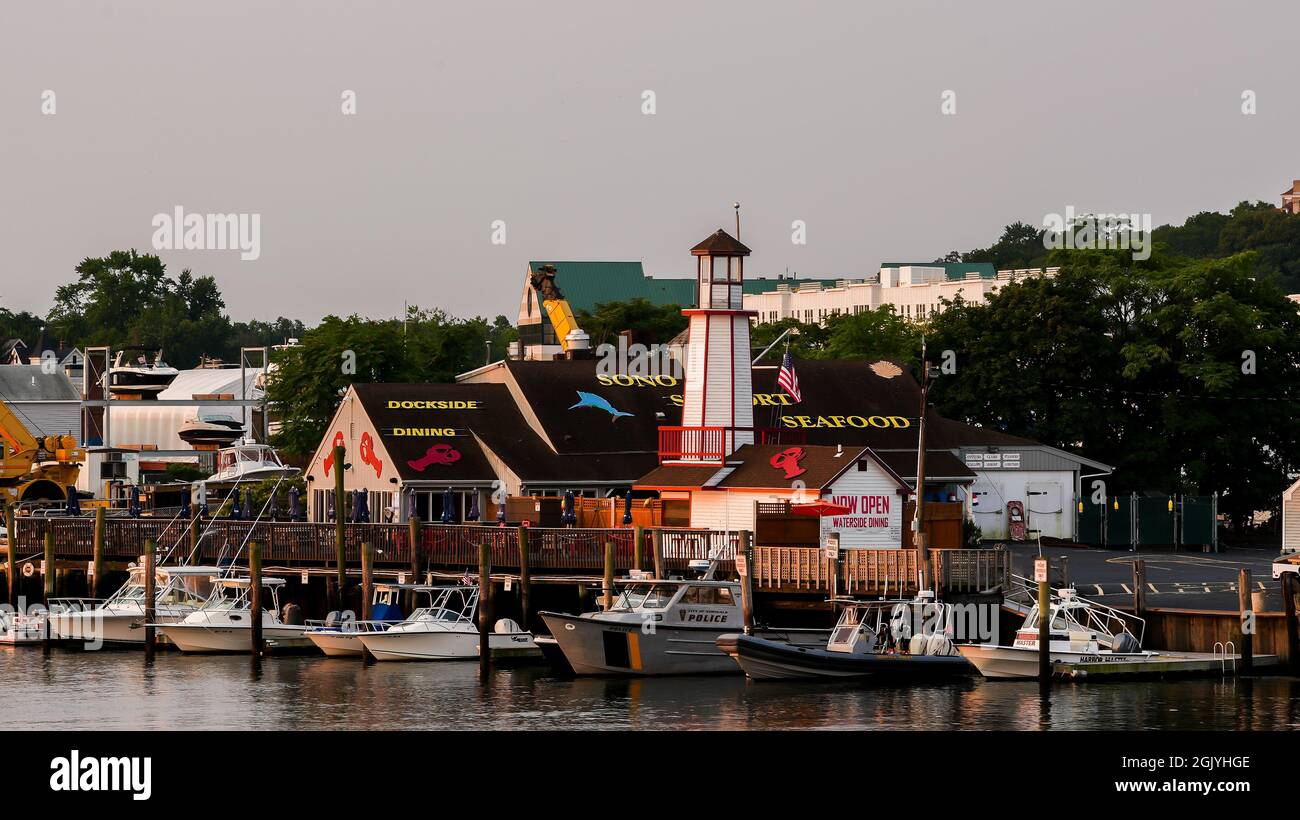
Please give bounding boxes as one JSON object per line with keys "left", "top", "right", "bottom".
{"left": 569, "top": 391, "right": 633, "bottom": 419}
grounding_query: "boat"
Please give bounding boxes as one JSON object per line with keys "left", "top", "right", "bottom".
{"left": 354, "top": 585, "right": 538, "bottom": 662}
{"left": 178, "top": 414, "right": 246, "bottom": 447}
{"left": 48, "top": 565, "right": 221, "bottom": 646}
{"left": 108, "top": 347, "right": 179, "bottom": 397}
{"left": 304, "top": 583, "right": 408, "bottom": 657}
{"left": 0, "top": 611, "right": 45, "bottom": 645}
{"left": 204, "top": 441, "right": 299, "bottom": 484}
{"left": 538, "top": 561, "right": 827, "bottom": 676}
{"left": 154, "top": 576, "right": 312, "bottom": 653}
{"left": 957, "top": 585, "right": 1250, "bottom": 679}
{"left": 716, "top": 593, "right": 973, "bottom": 680}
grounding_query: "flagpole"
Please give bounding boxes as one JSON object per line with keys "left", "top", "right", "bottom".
{"left": 914, "top": 336, "right": 931, "bottom": 591}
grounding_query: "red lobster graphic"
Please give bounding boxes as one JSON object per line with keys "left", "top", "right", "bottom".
{"left": 359, "top": 432, "right": 383, "bottom": 478}
{"left": 408, "top": 443, "right": 461, "bottom": 472}
{"left": 323, "top": 431, "right": 345, "bottom": 476}
{"left": 769, "top": 446, "right": 807, "bottom": 479}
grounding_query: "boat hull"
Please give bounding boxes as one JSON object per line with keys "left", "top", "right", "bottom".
{"left": 304, "top": 630, "right": 365, "bottom": 657}
{"left": 156, "top": 623, "right": 312, "bottom": 654}
{"left": 356, "top": 626, "right": 536, "bottom": 662}
{"left": 957, "top": 644, "right": 1255, "bottom": 680}
{"left": 539, "top": 611, "right": 740, "bottom": 676}
{"left": 49, "top": 609, "right": 193, "bottom": 646}
{"left": 716, "top": 633, "right": 973, "bottom": 680}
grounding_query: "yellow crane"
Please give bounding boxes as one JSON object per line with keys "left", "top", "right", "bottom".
{"left": 529, "top": 264, "right": 583, "bottom": 351}
{"left": 0, "top": 400, "right": 82, "bottom": 505}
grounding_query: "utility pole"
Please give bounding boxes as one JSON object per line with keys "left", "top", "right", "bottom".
{"left": 914, "top": 337, "right": 935, "bottom": 591}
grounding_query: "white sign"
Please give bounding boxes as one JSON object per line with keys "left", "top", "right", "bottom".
{"left": 735, "top": 555, "right": 748, "bottom": 577}
{"left": 825, "top": 493, "right": 903, "bottom": 546}
{"left": 504, "top": 578, "right": 512, "bottom": 592}
{"left": 397, "top": 572, "right": 406, "bottom": 585}
{"left": 1033, "top": 558, "right": 1048, "bottom": 583}
{"left": 300, "top": 570, "right": 309, "bottom": 584}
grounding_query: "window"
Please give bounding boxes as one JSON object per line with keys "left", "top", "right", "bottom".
{"left": 679, "top": 586, "right": 735, "bottom": 605}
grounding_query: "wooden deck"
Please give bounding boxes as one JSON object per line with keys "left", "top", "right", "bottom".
{"left": 752, "top": 545, "right": 1011, "bottom": 597}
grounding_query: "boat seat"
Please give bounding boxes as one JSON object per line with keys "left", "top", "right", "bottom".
{"left": 494, "top": 618, "right": 522, "bottom": 634}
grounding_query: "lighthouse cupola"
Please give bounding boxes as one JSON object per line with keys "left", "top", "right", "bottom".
{"left": 692, "top": 228, "right": 750, "bottom": 310}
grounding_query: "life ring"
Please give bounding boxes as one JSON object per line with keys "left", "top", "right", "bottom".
{"left": 21, "top": 562, "right": 35, "bottom": 578}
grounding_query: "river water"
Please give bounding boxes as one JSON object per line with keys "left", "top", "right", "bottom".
{"left": 3, "top": 648, "right": 1298, "bottom": 730}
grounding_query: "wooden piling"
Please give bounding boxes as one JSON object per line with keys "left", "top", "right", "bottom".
{"left": 1283, "top": 572, "right": 1299, "bottom": 671}
{"left": 333, "top": 443, "right": 346, "bottom": 606}
{"left": 651, "top": 528, "right": 664, "bottom": 580}
{"left": 632, "top": 525, "right": 644, "bottom": 572}
{"left": 517, "top": 525, "right": 531, "bottom": 630}
{"left": 1238, "top": 568, "right": 1253, "bottom": 674}
{"left": 407, "top": 515, "right": 421, "bottom": 614}
{"left": 92, "top": 507, "right": 105, "bottom": 599}
{"left": 478, "top": 543, "right": 491, "bottom": 673}
{"left": 1038, "top": 573, "right": 1051, "bottom": 682}
{"left": 361, "top": 542, "right": 375, "bottom": 663}
{"left": 602, "top": 541, "right": 615, "bottom": 610}
{"left": 143, "top": 538, "right": 157, "bottom": 659}
{"left": 4, "top": 503, "right": 16, "bottom": 609}
{"left": 43, "top": 531, "right": 55, "bottom": 603}
{"left": 1131, "top": 559, "right": 1146, "bottom": 619}
{"left": 740, "top": 530, "right": 754, "bottom": 635}
{"left": 250, "top": 541, "right": 264, "bottom": 657}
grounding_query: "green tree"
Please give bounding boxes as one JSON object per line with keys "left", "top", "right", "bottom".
{"left": 576, "top": 298, "right": 688, "bottom": 347}
{"left": 822, "top": 306, "right": 920, "bottom": 363}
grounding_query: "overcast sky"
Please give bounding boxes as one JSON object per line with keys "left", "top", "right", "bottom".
{"left": 2, "top": 0, "right": 1297, "bottom": 324}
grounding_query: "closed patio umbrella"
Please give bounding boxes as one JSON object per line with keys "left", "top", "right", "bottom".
{"left": 563, "top": 490, "right": 576, "bottom": 526}
{"left": 268, "top": 492, "right": 280, "bottom": 521}
{"left": 288, "top": 486, "right": 303, "bottom": 521}
{"left": 65, "top": 486, "right": 82, "bottom": 517}
{"left": 243, "top": 488, "right": 254, "bottom": 521}
{"left": 407, "top": 489, "right": 419, "bottom": 521}
{"left": 440, "top": 486, "right": 454, "bottom": 523}
{"left": 352, "top": 490, "right": 370, "bottom": 523}
{"left": 230, "top": 491, "right": 242, "bottom": 520}
{"left": 180, "top": 490, "right": 191, "bottom": 519}
{"left": 622, "top": 489, "right": 633, "bottom": 526}
{"left": 129, "top": 485, "right": 142, "bottom": 518}
{"left": 496, "top": 490, "right": 507, "bottom": 524}
{"left": 466, "top": 492, "right": 480, "bottom": 522}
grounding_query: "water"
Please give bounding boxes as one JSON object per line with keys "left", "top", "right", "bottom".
{"left": 3, "top": 648, "right": 1298, "bottom": 730}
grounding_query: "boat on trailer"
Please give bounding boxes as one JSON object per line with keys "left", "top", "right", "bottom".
{"left": 354, "top": 585, "right": 537, "bottom": 662}
{"left": 48, "top": 565, "right": 220, "bottom": 646}
{"left": 304, "top": 583, "right": 409, "bottom": 657}
{"left": 717, "top": 593, "right": 973, "bottom": 680}
{"left": 154, "top": 576, "right": 312, "bottom": 653}
{"left": 957, "top": 586, "right": 1252, "bottom": 679}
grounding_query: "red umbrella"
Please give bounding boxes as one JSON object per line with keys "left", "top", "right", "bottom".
{"left": 790, "top": 500, "right": 852, "bottom": 517}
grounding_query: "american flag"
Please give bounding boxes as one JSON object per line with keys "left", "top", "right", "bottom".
{"left": 777, "top": 350, "right": 802, "bottom": 403}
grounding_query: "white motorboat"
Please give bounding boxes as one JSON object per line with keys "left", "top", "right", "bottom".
{"left": 304, "top": 583, "right": 408, "bottom": 657}
{"left": 957, "top": 584, "right": 1247, "bottom": 679}
{"left": 354, "top": 585, "right": 537, "bottom": 662}
{"left": 155, "top": 576, "right": 311, "bottom": 653}
{"left": 108, "top": 347, "right": 179, "bottom": 397}
{"left": 48, "top": 565, "right": 220, "bottom": 646}
{"left": 0, "top": 611, "right": 45, "bottom": 645}
{"left": 178, "top": 414, "right": 246, "bottom": 447}
{"left": 204, "top": 441, "right": 299, "bottom": 484}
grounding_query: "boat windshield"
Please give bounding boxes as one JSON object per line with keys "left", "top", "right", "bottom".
{"left": 614, "top": 583, "right": 677, "bottom": 610}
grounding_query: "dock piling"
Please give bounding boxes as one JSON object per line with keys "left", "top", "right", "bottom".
{"left": 1238, "top": 568, "right": 1253, "bottom": 674}
{"left": 333, "top": 443, "right": 346, "bottom": 609}
{"left": 361, "top": 542, "right": 375, "bottom": 663}
{"left": 1038, "top": 560, "right": 1050, "bottom": 683}
{"left": 740, "top": 530, "right": 754, "bottom": 636}
{"left": 43, "top": 531, "right": 55, "bottom": 603}
{"left": 602, "top": 541, "right": 615, "bottom": 610}
{"left": 651, "top": 528, "right": 664, "bottom": 579}
{"left": 250, "top": 541, "right": 263, "bottom": 658}
{"left": 92, "top": 507, "right": 105, "bottom": 599}
{"left": 478, "top": 543, "right": 491, "bottom": 673}
{"left": 517, "top": 525, "right": 530, "bottom": 630}
{"left": 1283, "top": 572, "right": 1299, "bottom": 671}
{"left": 143, "top": 538, "right": 157, "bottom": 660}
{"left": 633, "top": 525, "right": 644, "bottom": 573}
{"left": 407, "top": 515, "right": 421, "bottom": 614}
{"left": 4, "top": 503, "right": 16, "bottom": 609}
{"left": 1131, "top": 559, "right": 1146, "bottom": 619}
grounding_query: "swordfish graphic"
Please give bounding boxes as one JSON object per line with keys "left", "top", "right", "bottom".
{"left": 569, "top": 391, "right": 633, "bottom": 419}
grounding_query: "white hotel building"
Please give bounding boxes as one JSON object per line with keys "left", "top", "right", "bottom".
{"left": 744, "top": 262, "right": 1059, "bottom": 324}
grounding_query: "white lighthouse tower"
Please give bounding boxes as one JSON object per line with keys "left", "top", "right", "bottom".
{"left": 665, "top": 228, "right": 755, "bottom": 462}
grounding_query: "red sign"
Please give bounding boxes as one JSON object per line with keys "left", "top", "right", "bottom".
{"left": 769, "top": 446, "right": 807, "bottom": 479}
{"left": 407, "top": 443, "right": 462, "bottom": 472}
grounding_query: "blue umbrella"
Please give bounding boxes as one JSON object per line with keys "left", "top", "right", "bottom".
{"left": 326, "top": 492, "right": 336, "bottom": 521}
{"left": 180, "top": 489, "right": 191, "bottom": 519}
{"left": 231, "top": 491, "right": 242, "bottom": 520}
{"left": 352, "top": 490, "right": 370, "bottom": 523}
{"left": 129, "top": 485, "right": 141, "bottom": 518}
{"left": 622, "top": 489, "right": 633, "bottom": 526}
{"left": 268, "top": 492, "right": 280, "bottom": 521}
{"left": 466, "top": 492, "right": 480, "bottom": 522}
{"left": 243, "top": 489, "right": 254, "bottom": 521}
{"left": 288, "top": 486, "right": 302, "bottom": 521}
{"left": 65, "top": 486, "right": 82, "bottom": 517}
{"left": 441, "top": 487, "right": 454, "bottom": 524}
{"left": 407, "top": 489, "right": 419, "bottom": 521}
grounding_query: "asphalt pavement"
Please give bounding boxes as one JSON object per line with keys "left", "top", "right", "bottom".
{"left": 1005, "top": 542, "right": 1287, "bottom": 611}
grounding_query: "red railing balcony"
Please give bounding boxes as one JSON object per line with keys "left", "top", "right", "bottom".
{"left": 657, "top": 426, "right": 806, "bottom": 463}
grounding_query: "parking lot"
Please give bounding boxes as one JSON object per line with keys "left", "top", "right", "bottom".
{"left": 1006, "top": 542, "right": 1290, "bottom": 611}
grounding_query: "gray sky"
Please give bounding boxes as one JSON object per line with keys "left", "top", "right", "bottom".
{"left": 2, "top": 0, "right": 1297, "bottom": 324}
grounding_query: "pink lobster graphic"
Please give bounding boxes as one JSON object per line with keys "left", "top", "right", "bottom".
{"left": 408, "top": 443, "right": 461, "bottom": 472}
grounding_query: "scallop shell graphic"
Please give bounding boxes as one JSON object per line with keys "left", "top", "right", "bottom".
{"left": 869, "top": 361, "right": 903, "bottom": 379}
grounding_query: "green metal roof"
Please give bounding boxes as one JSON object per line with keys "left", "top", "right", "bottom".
{"left": 527, "top": 261, "right": 840, "bottom": 313}
{"left": 880, "top": 262, "right": 997, "bottom": 281}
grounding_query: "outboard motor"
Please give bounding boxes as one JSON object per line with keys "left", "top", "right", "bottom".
{"left": 1112, "top": 631, "right": 1141, "bottom": 654}
{"left": 281, "top": 602, "right": 303, "bottom": 625}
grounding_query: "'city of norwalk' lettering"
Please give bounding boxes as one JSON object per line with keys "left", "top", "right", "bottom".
{"left": 386, "top": 400, "right": 480, "bottom": 410}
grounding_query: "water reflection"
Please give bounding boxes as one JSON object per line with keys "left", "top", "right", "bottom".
{"left": 1, "top": 647, "right": 1297, "bottom": 731}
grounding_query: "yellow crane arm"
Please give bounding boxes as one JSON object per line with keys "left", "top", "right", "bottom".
{"left": 0, "top": 401, "right": 40, "bottom": 481}
{"left": 541, "top": 298, "right": 579, "bottom": 351}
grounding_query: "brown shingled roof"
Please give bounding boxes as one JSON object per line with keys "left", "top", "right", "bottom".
{"left": 690, "top": 228, "right": 751, "bottom": 256}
